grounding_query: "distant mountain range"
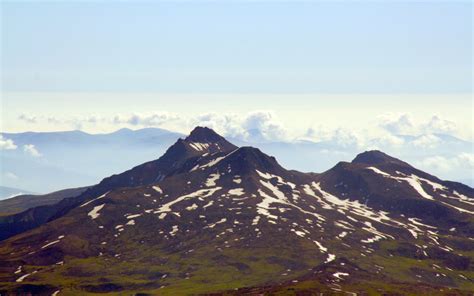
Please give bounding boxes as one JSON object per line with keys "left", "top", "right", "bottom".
{"left": 0, "top": 186, "right": 89, "bottom": 217}
{"left": 2, "top": 128, "right": 472, "bottom": 194}
{"left": 0, "top": 127, "right": 472, "bottom": 295}
{"left": 0, "top": 186, "right": 35, "bottom": 200}
{"left": 1, "top": 128, "right": 182, "bottom": 193}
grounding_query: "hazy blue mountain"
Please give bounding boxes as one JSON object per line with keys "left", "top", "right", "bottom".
{"left": 1, "top": 128, "right": 183, "bottom": 193}
{"left": 0, "top": 186, "right": 36, "bottom": 200}
{"left": 0, "top": 186, "right": 89, "bottom": 216}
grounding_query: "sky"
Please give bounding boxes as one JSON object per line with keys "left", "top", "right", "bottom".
{"left": 0, "top": 1, "right": 472, "bottom": 140}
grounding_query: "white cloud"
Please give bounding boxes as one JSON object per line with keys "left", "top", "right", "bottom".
{"left": 191, "top": 113, "right": 246, "bottom": 139}
{"left": 377, "top": 113, "right": 461, "bottom": 138}
{"left": 424, "top": 115, "right": 457, "bottom": 135}
{"left": 18, "top": 113, "right": 37, "bottom": 123}
{"left": 417, "top": 153, "right": 474, "bottom": 172}
{"left": 19, "top": 114, "right": 94, "bottom": 130}
{"left": 457, "top": 153, "right": 474, "bottom": 169}
{"left": 17, "top": 110, "right": 289, "bottom": 142}
{"left": 113, "top": 112, "right": 180, "bottom": 127}
{"left": 330, "top": 128, "right": 365, "bottom": 148}
{"left": 412, "top": 134, "right": 441, "bottom": 148}
{"left": 4, "top": 172, "right": 19, "bottom": 180}
{"left": 365, "top": 133, "right": 405, "bottom": 150}
{"left": 17, "top": 112, "right": 181, "bottom": 131}
{"left": 23, "top": 144, "right": 42, "bottom": 157}
{"left": 378, "top": 113, "right": 416, "bottom": 135}
{"left": 189, "top": 110, "right": 289, "bottom": 142}
{"left": 303, "top": 126, "right": 369, "bottom": 148}
{"left": 242, "top": 111, "right": 288, "bottom": 142}
{"left": 418, "top": 156, "right": 453, "bottom": 171}
{"left": 10, "top": 110, "right": 471, "bottom": 149}
{"left": 0, "top": 135, "right": 17, "bottom": 150}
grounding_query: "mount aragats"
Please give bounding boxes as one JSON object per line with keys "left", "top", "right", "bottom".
{"left": 0, "top": 127, "right": 473, "bottom": 295}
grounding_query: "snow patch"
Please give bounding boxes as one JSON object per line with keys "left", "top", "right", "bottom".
{"left": 338, "top": 231, "right": 348, "bottom": 238}
{"left": 228, "top": 188, "right": 245, "bottom": 196}
{"left": 16, "top": 271, "right": 37, "bottom": 283}
{"left": 155, "top": 187, "right": 221, "bottom": 214}
{"left": 189, "top": 142, "right": 210, "bottom": 151}
{"left": 152, "top": 186, "right": 163, "bottom": 194}
{"left": 170, "top": 225, "right": 179, "bottom": 236}
{"left": 207, "top": 218, "right": 227, "bottom": 229}
{"left": 325, "top": 254, "right": 336, "bottom": 263}
{"left": 205, "top": 173, "right": 220, "bottom": 187}
{"left": 333, "top": 272, "right": 349, "bottom": 280}
{"left": 41, "top": 240, "right": 61, "bottom": 249}
{"left": 186, "top": 203, "right": 198, "bottom": 211}
{"left": 191, "top": 156, "right": 226, "bottom": 171}
{"left": 88, "top": 204, "right": 105, "bottom": 220}
{"left": 126, "top": 213, "right": 142, "bottom": 219}
{"left": 80, "top": 192, "right": 109, "bottom": 208}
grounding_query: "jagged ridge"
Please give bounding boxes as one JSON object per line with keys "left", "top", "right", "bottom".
{"left": 0, "top": 128, "right": 472, "bottom": 295}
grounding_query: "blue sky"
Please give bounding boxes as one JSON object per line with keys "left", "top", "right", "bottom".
{"left": 2, "top": 1, "right": 472, "bottom": 93}
{"left": 1, "top": 1, "right": 473, "bottom": 185}
{"left": 0, "top": 1, "right": 472, "bottom": 138}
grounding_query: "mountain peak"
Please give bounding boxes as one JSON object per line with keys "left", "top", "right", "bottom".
{"left": 182, "top": 126, "right": 237, "bottom": 154}
{"left": 351, "top": 150, "right": 409, "bottom": 166}
{"left": 213, "top": 146, "right": 288, "bottom": 177}
{"left": 185, "top": 126, "right": 225, "bottom": 142}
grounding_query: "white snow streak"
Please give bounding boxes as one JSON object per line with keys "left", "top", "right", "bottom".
{"left": 88, "top": 204, "right": 105, "bottom": 220}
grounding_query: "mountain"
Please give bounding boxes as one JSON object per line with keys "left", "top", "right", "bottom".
{"left": 231, "top": 133, "right": 474, "bottom": 186}
{"left": 0, "top": 186, "right": 35, "bottom": 200}
{"left": 3, "top": 128, "right": 473, "bottom": 194}
{"left": 0, "top": 127, "right": 472, "bottom": 295}
{"left": 0, "top": 187, "right": 90, "bottom": 217}
{"left": 0, "top": 127, "right": 236, "bottom": 241}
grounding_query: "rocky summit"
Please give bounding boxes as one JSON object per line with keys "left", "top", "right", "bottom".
{"left": 0, "top": 127, "right": 473, "bottom": 295}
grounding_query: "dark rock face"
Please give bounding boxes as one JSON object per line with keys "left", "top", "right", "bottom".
{"left": 0, "top": 128, "right": 472, "bottom": 295}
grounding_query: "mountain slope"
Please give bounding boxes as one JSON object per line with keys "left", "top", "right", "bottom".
{"left": 0, "top": 127, "right": 236, "bottom": 241}
{"left": 0, "top": 128, "right": 472, "bottom": 295}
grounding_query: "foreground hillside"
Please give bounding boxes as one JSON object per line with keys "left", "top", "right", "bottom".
{"left": 0, "top": 127, "right": 472, "bottom": 295}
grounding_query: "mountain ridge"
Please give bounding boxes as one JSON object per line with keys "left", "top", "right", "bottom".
{"left": 0, "top": 127, "right": 472, "bottom": 295}
{"left": 3, "top": 127, "right": 473, "bottom": 192}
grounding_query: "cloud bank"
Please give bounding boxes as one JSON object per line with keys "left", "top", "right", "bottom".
{"left": 7, "top": 110, "right": 474, "bottom": 186}
{"left": 417, "top": 153, "right": 474, "bottom": 172}
{"left": 378, "top": 113, "right": 458, "bottom": 136}
{"left": 17, "top": 111, "right": 470, "bottom": 146}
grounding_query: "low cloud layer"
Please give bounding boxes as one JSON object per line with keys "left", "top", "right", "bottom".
{"left": 417, "top": 153, "right": 474, "bottom": 172}
{"left": 5, "top": 110, "right": 474, "bottom": 187}
{"left": 113, "top": 112, "right": 180, "bottom": 127}
{"left": 378, "top": 113, "right": 458, "bottom": 136}
{"left": 17, "top": 111, "right": 470, "bottom": 148}
{"left": 190, "top": 111, "right": 288, "bottom": 142}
